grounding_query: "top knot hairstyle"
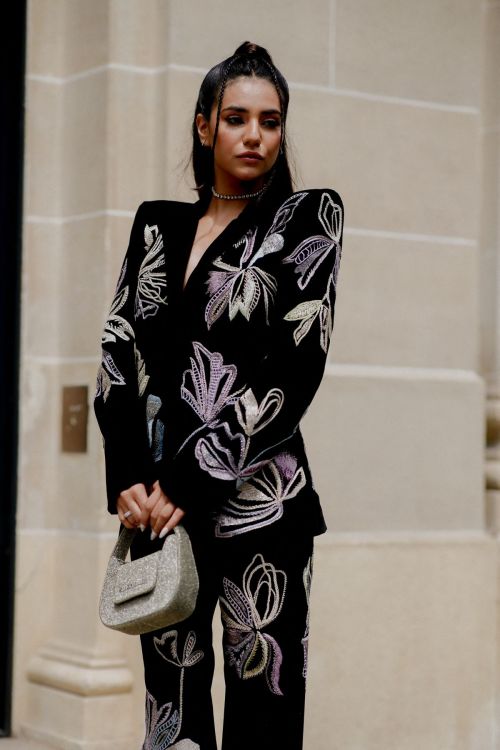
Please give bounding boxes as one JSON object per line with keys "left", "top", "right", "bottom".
{"left": 191, "top": 41, "right": 295, "bottom": 207}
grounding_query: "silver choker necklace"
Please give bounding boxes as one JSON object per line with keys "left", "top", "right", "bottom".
{"left": 211, "top": 184, "right": 267, "bottom": 201}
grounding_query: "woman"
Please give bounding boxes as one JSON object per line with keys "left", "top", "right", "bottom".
{"left": 94, "top": 41, "right": 344, "bottom": 750}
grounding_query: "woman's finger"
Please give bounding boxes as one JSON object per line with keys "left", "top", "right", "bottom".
{"left": 127, "top": 483, "right": 150, "bottom": 511}
{"left": 125, "top": 483, "right": 152, "bottom": 527}
{"left": 162, "top": 507, "right": 185, "bottom": 534}
{"left": 145, "top": 483, "right": 162, "bottom": 514}
{"left": 155, "top": 506, "right": 185, "bottom": 540}
{"left": 121, "top": 483, "right": 149, "bottom": 509}
{"left": 117, "top": 493, "right": 145, "bottom": 529}
{"left": 119, "top": 517, "right": 133, "bottom": 529}
{"left": 149, "top": 500, "right": 176, "bottom": 538}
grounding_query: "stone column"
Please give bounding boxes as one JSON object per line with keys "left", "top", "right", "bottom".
{"left": 479, "top": 3, "right": 500, "bottom": 749}
{"left": 482, "top": 3, "right": 500, "bottom": 533}
{"left": 16, "top": 2, "right": 167, "bottom": 747}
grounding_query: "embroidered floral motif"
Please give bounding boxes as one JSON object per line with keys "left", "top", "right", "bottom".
{"left": 142, "top": 630, "right": 204, "bottom": 749}
{"left": 95, "top": 256, "right": 135, "bottom": 401}
{"left": 283, "top": 299, "right": 322, "bottom": 346}
{"left": 142, "top": 691, "right": 201, "bottom": 749}
{"left": 193, "top": 386, "right": 287, "bottom": 486}
{"left": 302, "top": 553, "right": 314, "bottom": 679}
{"left": 283, "top": 235, "right": 334, "bottom": 289}
{"left": 264, "top": 191, "right": 309, "bottom": 237}
{"left": 95, "top": 350, "right": 125, "bottom": 402}
{"left": 154, "top": 629, "right": 205, "bottom": 669}
{"left": 204, "top": 245, "right": 277, "bottom": 329}
{"left": 215, "top": 451, "right": 306, "bottom": 537}
{"left": 318, "top": 291, "right": 335, "bottom": 353}
{"left": 143, "top": 691, "right": 180, "bottom": 750}
{"left": 319, "top": 191, "right": 343, "bottom": 288}
{"left": 220, "top": 553, "right": 287, "bottom": 695}
{"left": 283, "top": 274, "right": 335, "bottom": 351}
{"left": 181, "top": 342, "right": 243, "bottom": 423}
{"left": 101, "top": 273, "right": 134, "bottom": 345}
{"left": 253, "top": 232, "right": 284, "bottom": 260}
{"left": 235, "top": 387, "right": 284, "bottom": 437}
{"left": 135, "top": 344, "right": 150, "bottom": 397}
{"left": 194, "top": 421, "right": 269, "bottom": 484}
{"left": 135, "top": 223, "right": 167, "bottom": 320}
{"left": 204, "top": 192, "right": 309, "bottom": 329}
{"left": 282, "top": 191, "right": 343, "bottom": 291}
{"left": 281, "top": 192, "right": 342, "bottom": 350}
{"left": 175, "top": 342, "right": 246, "bottom": 455}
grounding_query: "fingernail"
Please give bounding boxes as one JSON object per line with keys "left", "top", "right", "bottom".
{"left": 150, "top": 530, "right": 157, "bottom": 541}
{"left": 159, "top": 525, "right": 169, "bottom": 539}
{"left": 139, "top": 524, "right": 146, "bottom": 532}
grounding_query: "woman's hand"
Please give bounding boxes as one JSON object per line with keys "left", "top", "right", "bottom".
{"left": 145, "top": 480, "right": 185, "bottom": 540}
{"left": 116, "top": 483, "right": 151, "bottom": 530}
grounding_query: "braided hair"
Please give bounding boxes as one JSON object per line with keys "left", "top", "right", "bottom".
{"left": 190, "top": 41, "right": 295, "bottom": 209}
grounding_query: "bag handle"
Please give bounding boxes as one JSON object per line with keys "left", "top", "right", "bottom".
{"left": 111, "top": 524, "right": 184, "bottom": 562}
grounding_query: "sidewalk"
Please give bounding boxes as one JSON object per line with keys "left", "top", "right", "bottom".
{"left": 0, "top": 741, "right": 51, "bottom": 749}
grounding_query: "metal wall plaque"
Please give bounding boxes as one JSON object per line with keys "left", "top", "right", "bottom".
{"left": 61, "top": 385, "right": 88, "bottom": 453}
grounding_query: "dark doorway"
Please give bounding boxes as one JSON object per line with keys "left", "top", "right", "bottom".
{"left": 0, "top": 0, "right": 27, "bottom": 735}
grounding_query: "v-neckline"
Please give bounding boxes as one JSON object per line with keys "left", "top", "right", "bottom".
{"left": 180, "top": 199, "right": 256, "bottom": 296}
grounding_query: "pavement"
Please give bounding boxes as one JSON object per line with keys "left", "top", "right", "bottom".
{"left": 0, "top": 741, "right": 51, "bottom": 749}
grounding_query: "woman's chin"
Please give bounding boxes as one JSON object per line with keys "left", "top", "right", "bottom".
{"left": 216, "top": 167, "right": 270, "bottom": 193}
{"left": 232, "top": 165, "right": 267, "bottom": 182}
{"left": 236, "top": 171, "right": 274, "bottom": 189}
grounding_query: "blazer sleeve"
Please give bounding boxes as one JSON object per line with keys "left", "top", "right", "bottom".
{"left": 158, "top": 188, "right": 345, "bottom": 516}
{"left": 93, "top": 202, "right": 157, "bottom": 514}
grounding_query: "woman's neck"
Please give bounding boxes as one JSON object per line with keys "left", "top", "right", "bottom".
{"left": 204, "top": 195, "right": 250, "bottom": 223}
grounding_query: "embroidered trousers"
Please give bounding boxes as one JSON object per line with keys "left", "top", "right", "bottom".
{"left": 129, "top": 512, "right": 315, "bottom": 750}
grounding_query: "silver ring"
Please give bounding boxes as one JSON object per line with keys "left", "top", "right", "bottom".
{"left": 123, "top": 510, "right": 133, "bottom": 519}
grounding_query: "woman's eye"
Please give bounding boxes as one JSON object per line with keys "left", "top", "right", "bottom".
{"left": 226, "top": 116, "right": 243, "bottom": 125}
{"left": 263, "top": 120, "right": 281, "bottom": 129}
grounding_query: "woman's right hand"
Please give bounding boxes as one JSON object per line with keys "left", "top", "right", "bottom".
{"left": 145, "top": 480, "right": 185, "bottom": 540}
{"left": 116, "top": 483, "right": 151, "bottom": 531}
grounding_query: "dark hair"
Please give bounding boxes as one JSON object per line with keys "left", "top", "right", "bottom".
{"left": 190, "top": 41, "right": 295, "bottom": 209}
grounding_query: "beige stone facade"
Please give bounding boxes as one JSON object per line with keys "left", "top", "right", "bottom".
{"left": 12, "top": 1, "right": 500, "bottom": 748}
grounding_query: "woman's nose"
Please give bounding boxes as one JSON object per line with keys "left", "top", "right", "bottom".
{"left": 243, "top": 120, "right": 261, "bottom": 146}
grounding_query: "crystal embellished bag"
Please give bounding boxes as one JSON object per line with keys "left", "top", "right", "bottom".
{"left": 99, "top": 524, "right": 199, "bottom": 635}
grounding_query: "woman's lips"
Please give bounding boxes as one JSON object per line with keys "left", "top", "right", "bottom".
{"left": 237, "top": 153, "right": 263, "bottom": 161}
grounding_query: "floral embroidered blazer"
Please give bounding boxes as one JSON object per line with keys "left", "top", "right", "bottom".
{"left": 93, "top": 187, "right": 344, "bottom": 538}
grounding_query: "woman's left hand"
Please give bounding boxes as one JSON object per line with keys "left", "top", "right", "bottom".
{"left": 146, "top": 480, "right": 185, "bottom": 540}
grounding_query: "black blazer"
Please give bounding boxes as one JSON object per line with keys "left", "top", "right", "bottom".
{"left": 93, "top": 187, "right": 345, "bottom": 537}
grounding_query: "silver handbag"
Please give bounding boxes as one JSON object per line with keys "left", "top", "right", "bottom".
{"left": 99, "top": 524, "right": 199, "bottom": 635}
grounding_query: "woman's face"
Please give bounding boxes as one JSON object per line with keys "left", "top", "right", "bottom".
{"left": 197, "top": 75, "right": 282, "bottom": 193}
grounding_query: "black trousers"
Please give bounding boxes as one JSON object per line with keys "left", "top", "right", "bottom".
{"left": 130, "top": 513, "right": 315, "bottom": 750}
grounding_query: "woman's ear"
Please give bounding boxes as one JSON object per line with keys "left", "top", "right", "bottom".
{"left": 196, "top": 113, "right": 210, "bottom": 147}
